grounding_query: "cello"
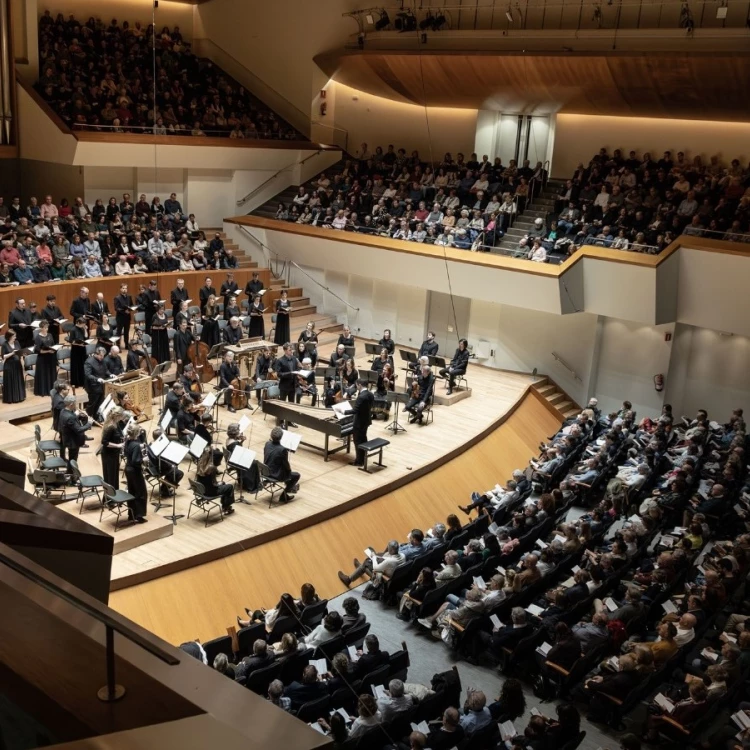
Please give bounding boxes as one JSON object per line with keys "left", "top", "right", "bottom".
{"left": 187, "top": 340, "right": 216, "bottom": 384}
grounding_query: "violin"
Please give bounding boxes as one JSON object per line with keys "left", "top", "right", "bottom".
{"left": 121, "top": 392, "right": 143, "bottom": 418}
{"left": 411, "top": 378, "right": 420, "bottom": 400}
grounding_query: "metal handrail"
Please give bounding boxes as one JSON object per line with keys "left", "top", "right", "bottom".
{"left": 551, "top": 351, "right": 582, "bottom": 382}
{"left": 236, "top": 149, "right": 325, "bottom": 208}
{"left": 236, "top": 225, "right": 359, "bottom": 311}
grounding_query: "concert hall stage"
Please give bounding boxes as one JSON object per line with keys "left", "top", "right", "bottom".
{"left": 2, "top": 331, "right": 562, "bottom": 642}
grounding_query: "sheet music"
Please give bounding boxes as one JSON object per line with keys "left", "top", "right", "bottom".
{"left": 162, "top": 441, "right": 189, "bottom": 465}
{"left": 604, "top": 597, "right": 618, "bottom": 612}
{"left": 654, "top": 693, "right": 675, "bottom": 713}
{"left": 309, "top": 658, "right": 327, "bottom": 675}
{"left": 229, "top": 445, "right": 256, "bottom": 470}
{"left": 189, "top": 434, "right": 208, "bottom": 459}
{"left": 238, "top": 414, "right": 251, "bottom": 434}
{"left": 280, "top": 430, "right": 302, "bottom": 452}
{"left": 526, "top": 604, "right": 544, "bottom": 616}
{"left": 150, "top": 434, "right": 170, "bottom": 457}
{"left": 160, "top": 409, "right": 173, "bottom": 431}
{"left": 490, "top": 614, "right": 503, "bottom": 629}
{"left": 347, "top": 645, "right": 360, "bottom": 662}
{"left": 331, "top": 401, "right": 353, "bottom": 418}
{"left": 371, "top": 684, "right": 388, "bottom": 700}
{"left": 201, "top": 392, "right": 217, "bottom": 409}
{"left": 99, "top": 395, "right": 114, "bottom": 418}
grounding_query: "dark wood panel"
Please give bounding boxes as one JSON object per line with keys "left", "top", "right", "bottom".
{"left": 315, "top": 50, "right": 750, "bottom": 120}
{"left": 0, "top": 268, "right": 270, "bottom": 331}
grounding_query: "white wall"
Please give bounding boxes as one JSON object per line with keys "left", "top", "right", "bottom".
{"left": 589, "top": 317, "right": 675, "bottom": 418}
{"left": 185, "top": 170, "right": 233, "bottom": 228}
{"left": 553, "top": 113, "right": 750, "bottom": 178}
{"left": 328, "top": 82, "right": 478, "bottom": 159}
{"left": 468, "top": 301, "right": 598, "bottom": 405}
{"left": 83, "top": 166, "right": 135, "bottom": 209}
{"left": 136, "top": 167, "right": 185, "bottom": 213}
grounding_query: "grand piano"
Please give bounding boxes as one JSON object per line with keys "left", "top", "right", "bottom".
{"left": 261, "top": 401, "right": 353, "bottom": 461}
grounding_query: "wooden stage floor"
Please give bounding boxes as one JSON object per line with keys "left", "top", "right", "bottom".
{"left": 2, "top": 337, "right": 534, "bottom": 591}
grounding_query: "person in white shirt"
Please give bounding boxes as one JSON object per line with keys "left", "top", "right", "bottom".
{"left": 594, "top": 186, "right": 611, "bottom": 210}
{"left": 393, "top": 220, "right": 411, "bottom": 240}
{"left": 185, "top": 214, "right": 200, "bottom": 236}
{"left": 331, "top": 210, "right": 348, "bottom": 230}
{"left": 337, "top": 539, "right": 405, "bottom": 587}
{"left": 528, "top": 241, "right": 547, "bottom": 263}
{"left": 674, "top": 613, "right": 697, "bottom": 647}
{"left": 130, "top": 231, "right": 147, "bottom": 256}
{"left": 148, "top": 231, "right": 165, "bottom": 258}
{"left": 376, "top": 680, "right": 415, "bottom": 723}
{"left": 300, "top": 611, "right": 343, "bottom": 650}
{"left": 34, "top": 218, "right": 51, "bottom": 241}
{"left": 84, "top": 232, "right": 102, "bottom": 260}
{"left": 83, "top": 255, "right": 102, "bottom": 278}
{"left": 114, "top": 255, "right": 132, "bottom": 275}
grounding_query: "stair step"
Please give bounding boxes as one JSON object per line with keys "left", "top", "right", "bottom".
{"left": 557, "top": 400, "right": 574, "bottom": 412}
{"left": 288, "top": 296, "right": 310, "bottom": 307}
{"left": 535, "top": 384, "right": 556, "bottom": 396}
{"left": 289, "top": 304, "right": 317, "bottom": 317}
{"left": 563, "top": 408, "right": 580, "bottom": 419}
{"left": 546, "top": 392, "right": 565, "bottom": 405}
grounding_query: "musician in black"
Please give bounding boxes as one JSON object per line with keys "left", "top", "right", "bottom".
{"left": 273, "top": 343, "right": 299, "bottom": 405}
{"left": 197, "top": 445, "right": 235, "bottom": 514}
{"left": 264, "top": 426, "right": 300, "bottom": 503}
{"left": 248, "top": 293, "right": 265, "bottom": 339}
{"left": 59, "top": 394, "right": 92, "bottom": 467}
{"left": 253, "top": 346, "right": 273, "bottom": 403}
{"left": 163, "top": 381, "right": 184, "bottom": 433}
{"left": 220, "top": 272, "right": 239, "bottom": 309}
{"left": 220, "top": 350, "right": 241, "bottom": 413}
{"left": 350, "top": 378, "right": 375, "bottom": 467}
{"left": 69, "top": 287, "right": 91, "bottom": 325}
{"left": 324, "top": 377, "right": 342, "bottom": 408}
{"left": 298, "top": 321, "right": 319, "bottom": 345}
{"left": 371, "top": 348, "right": 393, "bottom": 375}
{"left": 337, "top": 325, "right": 355, "bottom": 348}
{"left": 439, "top": 338, "right": 470, "bottom": 395}
{"left": 329, "top": 343, "right": 349, "bottom": 370}
{"left": 295, "top": 356, "right": 317, "bottom": 407}
{"left": 148, "top": 427, "right": 184, "bottom": 497}
{"left": 8, "top": 297, "right": 33, "bottom": 349}
{"left": 123, "top": 423, "right": 148, "bottom": 523}
{"left": 51, "top": 381, "right": 70, "bottom": 434}
{"left": 174, "top": 300, "right": 191, "bottom": 330}
{"left": 170, "top": 278, "right": 188, "bottom": 320}
{"left": 176, "top": 396, "right": 197, "bottom": 444}
{"left": 136, "top": 283, "right": 152, "bottom": 332}
{"left": 223, "top": 296, "right": 241, "bottom": 322}
{"left": 41, "top": 294, "right": 64, "bottom": 344}
{"left": 199, "top": 276, "right": 216, "bottom": 314}
{"left": 194, "top": 412, "right": 214, "bottom": 447}
{"left": 418, "top": 331, "right": 439, "bottom": 360}
{"left": 91, "top": 292, "right": 110, "bottom": 323}
{"left": 378, "top": 328, "right": 395, "bottom": 356}
{"left": 244, "top": 271, "right": 264, "bottom": 300}
{"left": 405, "top": 364, "right": 435, "bottom": 424}
{"left": 145, "top": 280, "right": 160, "bottom": 333}
{"left": 83, "top": 346, "right": 109, "bottom": 419}
{"left": 173, "top": 319, "right": 194, "bottom": 374}
{"left": 223, "top": 316, "right": 243, "bottom": 346}
{"left": 114, "top": 283, "right": 134, "bottom": 349}
{"left": 105, "top": 345, "right": 124, "bottom": 377}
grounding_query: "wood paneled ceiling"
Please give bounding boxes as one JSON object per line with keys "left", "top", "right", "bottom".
{"left": 314, "top": 50, "right": 750, "bottom": 120}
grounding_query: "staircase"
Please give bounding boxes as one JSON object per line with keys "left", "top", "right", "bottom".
{"left": 531, "top": 376, "right": 580, "bottom": 420}
{"left": 494, "top": 179, "right": 565, "bottom": 256}
{"left": 205, "top": 228, "right": 341, "bottom": 338}
{"left": 252, "top": 158, "right": 346, "bottom": 219}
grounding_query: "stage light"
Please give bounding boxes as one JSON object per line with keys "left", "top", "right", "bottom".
{"left": 432, "top": 13, "right": 447, "bottom": 30}
{"left": 419, "top": 14, "right": 434, "bottom": 30}
{"left": 395, "top": 11, "right": 417, "bottom": 32}
{"left": 375, "top": 11, "right": 390, "bottom": 30}
{"left": 365, "top": 13, "right": 374, "bottom": 25}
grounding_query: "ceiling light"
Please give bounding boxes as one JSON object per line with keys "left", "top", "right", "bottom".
{"left": 716, "top": 5, "right": 728, "bottom": 17}
{"left": 506, "top": 9, "right": 514, "bottom": 22}
{"left": 365, "top": 13, "right": 374, "bottom": 25}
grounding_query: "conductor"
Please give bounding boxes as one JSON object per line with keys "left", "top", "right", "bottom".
{"left": 351, "top": 378, "right": 374, "bottom": 467}
{"left": 264, "top": 427, "right": 300, "bottom": 503}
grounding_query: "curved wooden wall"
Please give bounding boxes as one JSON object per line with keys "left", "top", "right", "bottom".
{"left": 109, "top": 388, "right": 561, "bottom": 644}
{"left": 316, "top": 50, "right": 750, "bottom": 120}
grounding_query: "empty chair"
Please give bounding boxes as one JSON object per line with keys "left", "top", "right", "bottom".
{"left": 203, "top": 635, "right": 234, "bottom": 665}
{"left": 69, "top": 460, "right": 104, "bottom": 512}
{"left": 344, "top": 621, "right": 370, "bottom": 650}
{"left": 244, "top": 660, "right": 282, "bottom": 695}
{"left": 100, "top": 481, "right": 135, "bottom": 530}
{"left": 34, "top": 424, "right": 61, "bottom": 456}
{"left": 299, "top": 599, "right": 328, "bottom": 632}
{"left": 237, "top": 623, "right": 267, "bottom": 658}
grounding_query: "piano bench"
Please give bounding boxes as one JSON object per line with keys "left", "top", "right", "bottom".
{"left": 358, "top": 438, "right": 390, "bottom": 474}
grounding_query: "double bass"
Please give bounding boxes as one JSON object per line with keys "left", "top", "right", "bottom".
{"left": 187, "top": 340, "right": 216, "bottom": 384}
{"left": 230, "top": 377, "right": 248, "bottom": 410}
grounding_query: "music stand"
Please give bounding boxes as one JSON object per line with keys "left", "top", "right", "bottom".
{"left": 305, "top": 342, "right": 317, "bottom": 354}
{"left": 428, "top": 355, "right": 446, "bottom": 369}
{"left": 386, "top": 391, "right": 410, "bottom": 434}
{"left": 365, "top": 370, "right": 380, "bottom": 388}
{"left": 344, "top": 345, "right": 356, "bottom": 359}
{"left": 208, "top": 343, "right": 224, "bottom": 365}
{"left": 364, "top": 342, "right": 381, "bottom": 361}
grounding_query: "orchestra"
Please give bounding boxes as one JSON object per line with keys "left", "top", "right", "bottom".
{"left": 12, "top": 277, "right": 472, "bottom": 529}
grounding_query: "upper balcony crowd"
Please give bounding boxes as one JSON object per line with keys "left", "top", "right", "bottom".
{"left": 35, "top": 11, "right": 301, "bottom": 140}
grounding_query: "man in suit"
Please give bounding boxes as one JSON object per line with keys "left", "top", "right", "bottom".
{"left": 91, "top": 292, "right": 110, "bottom": 323}
{"left": 273, "top": 343, "right": 299, "bottom": 406}
{"left": 471, "top": 606, "right": 531, "bottom": 662}
{"left": 416, "top": 331, "right": 439, "bottom": 361}
{"left": 351, "top": 378, "right": 374, "bottom": 467}
{"left": 69, "top": 287, "right": 91, "bottom": 325}
{"left": 59, "top": 394, "right": 92, "bottom": 467}
{"left": 199, "top": 276, "right": 216, "bottom": 314}
{"left": 170, "top": 278, "right": 188, "bottom": 321}
{"left": 83, "top": 347, "right": 109, "bottom": 419}
{"left": 235, "top": 639, "right": 274, "bottom": 682}
{"left": 220, "top": 272, "right": 239, "bottom": 309}
{"left": 145, "top": 280, "right": 160, "bottom": 333}
{"left": 8, "top": 297, "right": 33, "bottom": 349}
{"left": 263, "top": 426, "right": 300, "bottom": 502}
{"left": 282, "top": 665, "right": 328, "bottom": 711}
{"left": 354, "top": 634, "right": 389, "bottom": 678}
{"left": 439, "top": 338, "right": 470, "bottom": 395}
{"left": 244, "top": 271, "right": 264, "bottom": 300}
{"left": 219, "top": 351, "right": 241, "bottom": 413}
{"left": 222, "top": 316, "right": 243, "bottom": 347}
{"left": 113, "top": 283, "right": 134, "bottom": 350}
